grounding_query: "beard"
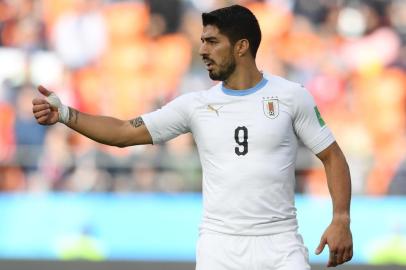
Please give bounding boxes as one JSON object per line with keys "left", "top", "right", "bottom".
{"left": 207, "top": 53, "right": 236, "bottom": 81}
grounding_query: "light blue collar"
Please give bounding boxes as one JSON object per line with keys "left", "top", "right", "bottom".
{"left": 221, "top": 77, "right": 268, "bottom": 96}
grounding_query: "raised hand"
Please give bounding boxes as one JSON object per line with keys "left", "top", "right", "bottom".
{"left": 32, "top": 85, "right": 60, "bottom": 125}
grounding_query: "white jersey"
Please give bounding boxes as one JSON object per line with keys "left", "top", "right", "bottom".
{"left": 142, "top": 74, "right": 335, "bottom": 235}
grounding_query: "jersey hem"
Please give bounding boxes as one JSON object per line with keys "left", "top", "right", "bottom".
{"left": 198, "top": 218, "right": 299, "bottom": 236}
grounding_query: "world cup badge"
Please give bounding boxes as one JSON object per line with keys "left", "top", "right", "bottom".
{"left": 263, "top": 98, "right": 279, "bottom": 119}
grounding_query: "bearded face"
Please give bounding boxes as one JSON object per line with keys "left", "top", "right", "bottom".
{"left": 205, "top": 49, "right": 236, "bottom": 81}
{"left": 200, "top": 25, "right": 237, "bottom": 82}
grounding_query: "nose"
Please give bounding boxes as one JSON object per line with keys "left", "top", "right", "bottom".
{"left": 199, "top": 42, "right": 208, "bottom": 57}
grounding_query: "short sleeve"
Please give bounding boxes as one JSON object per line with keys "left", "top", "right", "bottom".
{"left": 293, "top": 86, "right": 335, "bottom": 154}
{"left": 141, "top": 94, "right": 192, "bottom": 144}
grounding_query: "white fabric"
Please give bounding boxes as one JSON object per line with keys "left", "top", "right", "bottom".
{"left": 196, "top": 230, "right": 311, "bottom": 270}
{"left": 142, "top": 74, "right": 335, "bottom": 235}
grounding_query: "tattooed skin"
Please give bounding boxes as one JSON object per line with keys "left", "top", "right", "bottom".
{"left": 129, "top": 117, "right": 144, "bottom": 128}
{"left": 68, "top": 107, "right": 79, "bottom": 124}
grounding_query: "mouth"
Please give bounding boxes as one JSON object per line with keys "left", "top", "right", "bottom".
{"left": 203, "top": 58, "right": 215, "bottom": 71}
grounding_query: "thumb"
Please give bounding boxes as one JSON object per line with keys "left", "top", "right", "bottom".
{"left": 315, "top": 236, "right": 327, "bottom": 255}
{"left": 37, "top": 85, "right": 52, "bottom": 97}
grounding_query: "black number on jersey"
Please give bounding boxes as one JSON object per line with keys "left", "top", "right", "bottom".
{"left": 234, "top": 126, "right": 248, "bottom": 156}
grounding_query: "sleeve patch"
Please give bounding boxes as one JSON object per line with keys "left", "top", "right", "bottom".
{"left": 314, "top": 106, "right": 326, "bottom": 127}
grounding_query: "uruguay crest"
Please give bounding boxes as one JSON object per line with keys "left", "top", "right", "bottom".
{"left": 263, "top": 97, "right": 279, "bottom": 119}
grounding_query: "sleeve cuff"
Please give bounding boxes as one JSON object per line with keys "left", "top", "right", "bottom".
{"left": 141, "top": 114, "right": 161, "bottom": 145}
{"left": 308, "top": 127, "right": 336, "bottom": 154}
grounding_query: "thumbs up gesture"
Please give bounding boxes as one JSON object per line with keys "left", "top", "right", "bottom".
{"left": 32, "top": 85, "right": 69, "bottom": 125}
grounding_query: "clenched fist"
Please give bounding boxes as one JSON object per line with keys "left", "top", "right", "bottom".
{"left": 32, "top": 85, "right": 69, "bottom": 125}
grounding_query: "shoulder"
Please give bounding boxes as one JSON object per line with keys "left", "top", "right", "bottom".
{"left": 266, "top": 74, "right": 304, "bottom": 95}
{"left": 166, "top": 85, "right": 219, "bottom": 115}
{"left": 263, "top": 74, "right": 317, "bottom": 119}
{"left": 265, "top": 74, "right": 309, "bottom": 108}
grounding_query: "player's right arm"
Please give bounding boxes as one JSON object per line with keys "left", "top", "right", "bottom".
{"left": 32, "top": 85, "right": 152, "bottom": 147}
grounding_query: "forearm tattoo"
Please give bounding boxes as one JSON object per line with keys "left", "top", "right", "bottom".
{"left": 129, "top": 117, "right": 144, "bottom": 128}
{"left": 68, "top": 107, "right": 79, "bottom": 124}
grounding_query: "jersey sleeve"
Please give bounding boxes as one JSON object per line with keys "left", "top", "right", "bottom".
{"left": 292, "top": 86, "right": 335, "bottom": 154}
{"left": 141, "top": 94, "right": 192, "bottom": 144}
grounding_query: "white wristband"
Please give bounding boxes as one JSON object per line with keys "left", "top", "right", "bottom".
{"left": 45, "top": 93, "right": 70, "bottom": 124}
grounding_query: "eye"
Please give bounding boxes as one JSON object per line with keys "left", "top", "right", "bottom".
{"left": 201, "top": 38, "right": 218, "bottom": 44}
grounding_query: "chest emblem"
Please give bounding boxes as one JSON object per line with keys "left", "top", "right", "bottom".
{"left": 262, "top": 97, "right": 279, "bottom": 119}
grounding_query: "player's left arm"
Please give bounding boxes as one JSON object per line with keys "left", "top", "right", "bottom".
{"left": 315, "top": 141, "right": 353, "bottom": 267}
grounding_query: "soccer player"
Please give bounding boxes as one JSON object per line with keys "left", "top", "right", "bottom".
{"left": 32, "top": 5, "right": 353, "bottom": 270}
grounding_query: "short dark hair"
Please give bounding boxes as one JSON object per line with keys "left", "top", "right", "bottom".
{"left": 202, "top": 5, "right": 261, "bottom": 58}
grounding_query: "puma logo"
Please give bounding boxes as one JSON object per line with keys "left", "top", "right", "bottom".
{"left": 207, "top": 104, "right": 224, "bottom": 116}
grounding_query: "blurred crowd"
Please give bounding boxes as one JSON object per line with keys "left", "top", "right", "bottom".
{"left": 0, "top": 0, "right": 405, "bottom": 195}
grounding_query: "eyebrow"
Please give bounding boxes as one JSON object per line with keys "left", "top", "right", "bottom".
{"left": 201, "top": 36, "right": 218, "bottom": 42}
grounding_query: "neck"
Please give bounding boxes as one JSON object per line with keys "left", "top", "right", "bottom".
{"left": 223, "top": 61, "right": 262, "bottom": 90}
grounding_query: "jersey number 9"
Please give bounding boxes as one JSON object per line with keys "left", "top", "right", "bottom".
{"left": 234, "top": 126, "right": 248, "bottom": 156}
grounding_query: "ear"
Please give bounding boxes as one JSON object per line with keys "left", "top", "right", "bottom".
{"left": 234, "top": 39, "right": 250, "bottom": 57}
